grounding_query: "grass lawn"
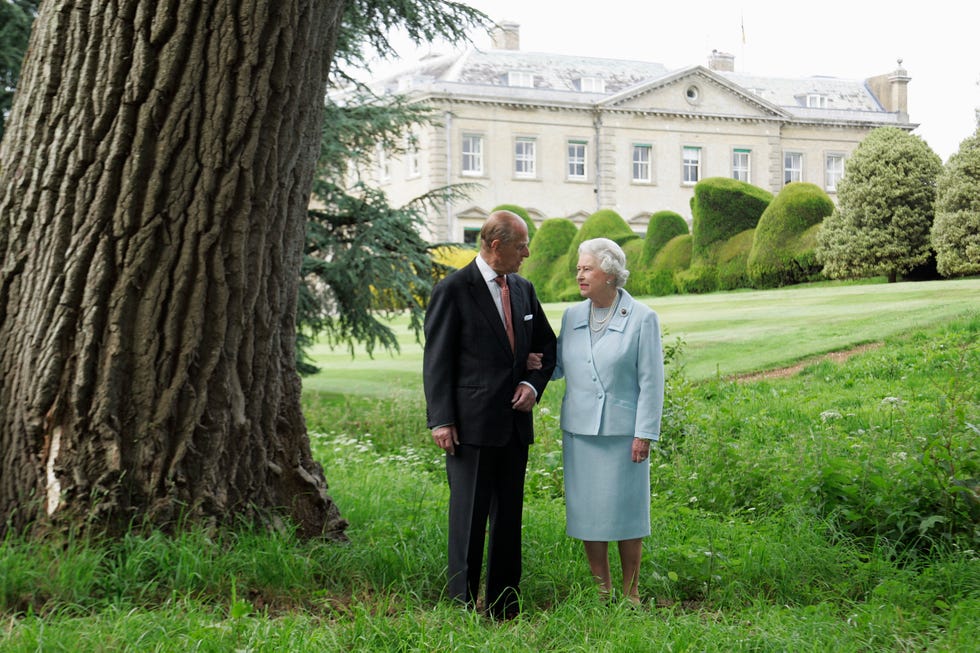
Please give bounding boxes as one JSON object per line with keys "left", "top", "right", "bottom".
{"left": 2, "top": 278, "right": 977, "bottom": 652}
{"left": 304, "top": 277, "right": 980, "bottom": 391}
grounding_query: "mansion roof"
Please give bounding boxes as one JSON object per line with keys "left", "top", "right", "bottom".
{"left": 362, "top": 47, "right": 908, "bottom": 128}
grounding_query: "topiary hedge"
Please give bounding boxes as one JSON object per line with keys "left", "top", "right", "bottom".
{"left": 643, "top": 210, "right": 689, "bottom": 263}
{"left": 566, "top": 209, "right": 639, "bottom": 274}
{"left": 932, "top": 127, "right": 980, "bottom": 277}
{"left": 747, "top": 182, "right": 833, "bottom": 287}
{"left": 716, "top": 228, "right": 754, "bottom": 290}
{"left": 523, "top": 217, "right": 577, "bottom": 300}
{"left": 691, "top": 177, "right": 772, "bottom": 262}
{"left": 492, "top": 203, "right": 537, "bottom": 242}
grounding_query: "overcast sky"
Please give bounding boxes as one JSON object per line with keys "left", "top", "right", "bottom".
{"left": 374, "top": 0, "right": 978, "bottom": 162}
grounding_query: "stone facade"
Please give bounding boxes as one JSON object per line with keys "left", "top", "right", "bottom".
{"left": 349, "top": 25, "right": 914, "bottom": 243}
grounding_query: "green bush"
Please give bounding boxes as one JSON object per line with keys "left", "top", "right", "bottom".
{"left": 566, "top": 209, "right": 639, "bottom": 275}
{"left": 492, "top": 203, "right": 537, "bottom": 242}
{"left": 622, "top": 238, "right": 645, "bottom": 296}
{"left": 523, "top": 218, "right": 577, "bottom": 300}
{"left": 691, "top": 177, "right": 772, "bottom": 262}
{"left": 643, "top": 210, "right": 689, "bottom": 262}
{"left": 651, "top": 234, "right": 692, "bottom": 273}
{"left": 748, "top": 182, "right": 834, "bottom": 288}
{"left": 674, "top": 264, "right": 718, "bottom": 294}
{"left": 716, "top": 228, "right": 755, "bottom": 290}
{"left": 931, "top": 127, "right": 980, "bottom": 277}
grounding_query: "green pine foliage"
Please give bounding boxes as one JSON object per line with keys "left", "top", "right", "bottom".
{"left": 748, "top": 182, "right": 834, "bottom": 287}
{"left": 932, "top": 127, "right": 980, "bottom": 277}
{"left": 523, "top": 218, "right": 577, "bottom": 300}
{"left": 817, "top": 127, "right": 943, "bottom": 282}
{"left": 492, "top": 204, "right": 537, "bottom": 242}
{"left": 691, "top": 177, "right": 772, "bottom": 262}
{"left": 0, "top": 0, "right": 37, "bottom": 139}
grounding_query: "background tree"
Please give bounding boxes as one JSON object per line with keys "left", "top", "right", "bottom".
{"left": 0, "top": 0, "right": 36, "bottom": 139}
{"left": 300, "top": 1, "right": 487, "bottom": 371}
{"left": 931, "top": 127, "right": 980, "bottom": 277}
{"left": 817, "top": 127, "right": 943, "bottom": 282}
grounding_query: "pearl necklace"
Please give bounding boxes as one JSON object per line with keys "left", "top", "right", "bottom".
{"left": 589, "top": 301, "right": 614, "bottom": 332}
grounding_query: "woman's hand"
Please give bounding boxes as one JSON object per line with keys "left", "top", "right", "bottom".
{"left": 526, "top": 352, "right": 543, "bottom": 370}
{"left": 631, "top": 437, "right": 650, "bottom": 463}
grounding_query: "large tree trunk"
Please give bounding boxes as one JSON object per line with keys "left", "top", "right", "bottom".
{"left": 0, "top": 0, "right": 348, "bottom": 540}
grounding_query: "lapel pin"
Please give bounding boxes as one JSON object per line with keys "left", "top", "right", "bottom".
{"left": 620, "top": 308, "right": 627, "bottom": 316}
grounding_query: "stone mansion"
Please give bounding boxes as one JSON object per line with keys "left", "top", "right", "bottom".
{"left": 350, "top": 21, "right": 915, "bottom": 244}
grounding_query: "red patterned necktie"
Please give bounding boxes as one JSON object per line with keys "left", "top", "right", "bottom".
{"left": 494, "top": 275, "right": 515, "bottom": 351}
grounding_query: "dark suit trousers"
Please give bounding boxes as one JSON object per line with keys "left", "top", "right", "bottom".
{"left": 446, "top": 436, "right": 528, "bottom": 616}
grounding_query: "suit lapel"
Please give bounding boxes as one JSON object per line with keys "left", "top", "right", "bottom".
{"left": 465, "top": 262, "right": 512, "bottom": 355}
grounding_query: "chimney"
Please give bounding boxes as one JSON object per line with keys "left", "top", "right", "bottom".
{"left": 491, "top": 20, "right": 520, "bottom": 50}
{"left": 708, "top": 49, "right": 735, "bottom": 72}
{"left": 866, "top": 59, "right": 911, "bottom": 122}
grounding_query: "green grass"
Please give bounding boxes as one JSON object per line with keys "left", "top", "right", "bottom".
{"left": 303, "top": 277, "right": 980, "bottom": 391}
{"left": 2, "top": 280, "right": 978, "bottom": 651}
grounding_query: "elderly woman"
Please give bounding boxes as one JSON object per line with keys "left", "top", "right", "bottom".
{"left": 552, "top": 237, "right": 665, "bottom": 604}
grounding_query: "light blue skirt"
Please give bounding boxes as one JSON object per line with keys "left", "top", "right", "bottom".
{"left": 563, "top": 431, "right": 651, "bottom": 541}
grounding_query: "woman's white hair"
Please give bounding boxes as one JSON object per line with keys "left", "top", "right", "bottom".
{"left": 578, "top": 237, "right": 630, "bottom": 288}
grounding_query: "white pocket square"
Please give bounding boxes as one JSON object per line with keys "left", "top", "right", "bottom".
{"left": 523, "top": 314, "right": 533, "bottom": 321}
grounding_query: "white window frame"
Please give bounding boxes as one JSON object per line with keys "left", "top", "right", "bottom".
{"left": 507, "top": 71, "right": 535, "bottom": 88}
{"left": 405, "top": 133, "right": 420, "bottom": 178}
{"left": 567, "top": 140, "right": 587, "bottom": 180}
{"left": 375, "top": 143, "right": 390, "bottom": 182}
{"left": 732, "top": 148, "right": 751, "bottom": 183}
{"left": 825, "top": 152, "right": 845, "bottom": 192}
{"left": 632, "top": 144, "right": 652, "bottom": 183}
{"left": 578, "top": 77, "right": 605, "bottom": 93}
{"left": 682, "top": 146, "right": 701, "bottom": 185}
{"left": 806, "top": 93, "right": 828, "bottom": 108}
{"left": 784, "top": 151, "right": 803, "bottom": 185}
{"left": 514, "top": 137, "right": 536, "bottom": 178}
{"left": 461, "top": 133, "right": 484, "bottom": 176}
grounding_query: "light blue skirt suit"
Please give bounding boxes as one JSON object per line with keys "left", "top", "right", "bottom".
{"left": 553, "top": 290, "right": 665, "bottom": 541}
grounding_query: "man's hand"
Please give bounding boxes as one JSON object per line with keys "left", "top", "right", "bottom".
{"left": 511, "top": 383, "right": 536, "bottom": 412}
{"left": 432, "top": 424, "right": 459, "bottom": 455}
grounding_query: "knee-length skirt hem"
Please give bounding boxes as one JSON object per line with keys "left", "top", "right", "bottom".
{"left": 563, "top": 431, "right": 651, "bottom": 541}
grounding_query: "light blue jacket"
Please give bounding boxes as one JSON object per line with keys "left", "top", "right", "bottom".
{"left": 553, "top": 290, "right": 664, "bottom": 440}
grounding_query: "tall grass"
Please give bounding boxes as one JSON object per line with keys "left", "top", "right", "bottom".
{"left": 1, "top": 282, "right": 978, "bottom": 651}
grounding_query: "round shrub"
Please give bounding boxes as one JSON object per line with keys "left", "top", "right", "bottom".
{"left": 566, "top": 209, "right": 639, "bottom": 275}
{"left": 932, "top": 127, "right": 980, "bottom": 277}
{"left": 748, "top": 182, "right": 834, "bottom": 287}
{"left": 492, "top": 204, "right": 537, "bottom": 242}
{"left": 691, "top": 177, "right": 772, "bottom": 262}
{"left": 674, "top": 264, "right": 718, "bottom": 294}
{"left": 622, "top": 238, "right": 645, "bottom": 296}
{"left": 523, "top": 218, "right": 577, "bottom": 301}
{"left": 651, "top": 234, "right": 692, "bottom": 273}
{"left": 717, "top": 228, "right": 755, "bottom": 290}
{"left": 643, "top": 210, "right": 689, "bottom": 262}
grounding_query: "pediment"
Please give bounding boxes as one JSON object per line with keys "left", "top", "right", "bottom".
{"left": 601, "top": 66, "right": 789, "bottom": 119}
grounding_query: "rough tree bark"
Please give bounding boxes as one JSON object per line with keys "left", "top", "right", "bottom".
{"left": 0, "top": 0, "right": 349, "bottom": 540}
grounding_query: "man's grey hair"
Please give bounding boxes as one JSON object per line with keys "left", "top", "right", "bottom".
{"left": 578, "top": 237, "right": 630, "bottom": 288}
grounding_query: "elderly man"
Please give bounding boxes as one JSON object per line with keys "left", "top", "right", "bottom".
{"left": 423, "top": 210, "right": 557, "bottom": 619}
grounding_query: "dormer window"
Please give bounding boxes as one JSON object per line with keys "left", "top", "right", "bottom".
{"left": 806, "top": 93, "right": 828, "bottom": 108}
{"left": 577, "top": 76, "right": 605, "bottom": 93}
{"left": 507, "top": 71, "right": 535, "bottom": 88}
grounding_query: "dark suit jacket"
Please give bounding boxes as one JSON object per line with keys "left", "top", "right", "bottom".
{"left": 423, "top": 260, "right": 557, "bottom": 446}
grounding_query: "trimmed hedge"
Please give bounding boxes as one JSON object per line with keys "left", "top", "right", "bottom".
{"left": 523, "top": 218, "right": 577, "bottom": 299}
{"left": 691, "top": 177, "right": 772, "bottom": 262}
{"left": 716, "top": 228, "right": 755, "bottom": 290}
{"left": 643, "top": 210, "right": 689, "bottom": 263}
{"left": 747, "top": 182, "right": 833, "bottom": 287}
{"left": 492, "top": 204, "right": 537, "bottom": 242}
